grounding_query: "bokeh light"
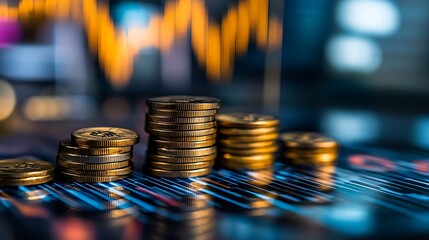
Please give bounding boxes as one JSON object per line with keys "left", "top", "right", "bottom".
{"left": 0, "top": 79, "right": 16, "bottom": 121}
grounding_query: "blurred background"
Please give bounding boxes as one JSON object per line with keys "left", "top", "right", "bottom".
{"left": 0, "top": 0, "right": 428, "bottom": 150}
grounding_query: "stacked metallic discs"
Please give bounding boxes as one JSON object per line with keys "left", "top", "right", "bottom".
{"left": 56, "top": 127, "right": 140, "bottom": 182}
{"left": 280, "top": 132, "right": 338, "bottom": 165}
{"left": 144, "top": 96, "right": 221, "bottom": 178}
{"left": 216, "top": 113, "right": 279, "bottom": 170}
{"left": 0, "top": 159, "right": 55, "bottom": 186}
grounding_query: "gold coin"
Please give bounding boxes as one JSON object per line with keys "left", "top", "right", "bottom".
{"left": 58, "top": 152, "right": 132, "bottom": 163}
{"left": 146, "top": 114, "right": 215, "bottom": 124}
{"left": 153, "top": 134, "right": 216, "bottom": 142}
{"left": 147, "top": 96, "right": 221, "bottom": 110}
{"left": 147, "top": 161, "right": 214, "bottom": 171}
{"left": 280, "top": 132, "right": 338, "bottom": 149}
{"left": 146, "top": 128, "right": 216, "bottom": 137}
{"left": 59, "top": 139, "right": 132, "bottom": 156}
{"left": 0, "top": 175, "right": 54, "bottom": 186}
{"left": 218, "top": 140, "right": 275, "bottom": 149}
{"left": 218, "top": 153, "right": 275, "bottom": 163}
{"left": 219, "top": 145, "right": 278, "bottom": 155}
{"left": 60, "top": 172, "right": 129, "bottom": 183}
{"left": 0, "top": 159, "right": 55, "bottom": 178}
{"left": 220, "top": 133, "right": 278, "bottom": 142}
{"left": 57, "top": 159, "right": 130, "bottom": 170}
{"left": 216, "top": 113, "right": 278, "bottom": 128}
{"left": 72, "top": 127, "right": 140, "bottom": 147}
{"left": 220, "top": 161, "right": 274, "bottom": 170}
{"left": 149, "top": 146, "right": 216, "bottom": 157}
{"left": 146, "top": 121, "right": 216, "bottom": 131}
{"left": 147, "top": 153, "right": 217, "bottom": 163}
{"left": 149, "top": 109, "right": 217, "bottom": 117}
{"left": 218, "top": 127, "right": 277, "bottom": 135}
{"left": 150, "top": 139, "right": 216, "bottom": 149}
{"left": 145, "top": 167, "right": 212, "bottom": 178}
{"left": 283, "top": 151, "right": 337, "bottom": 163}
{"left": 60, "top": 165, "right": 133, "bottom": 176}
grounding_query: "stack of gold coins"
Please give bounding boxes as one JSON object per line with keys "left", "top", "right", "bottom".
{"left": 144, "top": 96, "right": 221, "bottom": 178}
{"left": 216, "top": 113, "right": 279, "bottom": 170}
{"left": 280, "top": 132, "right": 338, "bottom": 165}
{"left": 0, "top": 159, "right": 55, "bottom": 186}
{"left": 56, "top": 127, "right": 140, "bottom": 182}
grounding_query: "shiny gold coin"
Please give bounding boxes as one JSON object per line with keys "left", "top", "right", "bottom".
{"left": 218, "top": 153, "right": 275, "bottom": 163}
{"left": 0, "top": 175, "right": 54, "bottom": 186}
{"left": 150, "top": 139, "right": 216, "bottom": 149}
{"left": 58, "top": 152, "right": 132, "bottom": 163}
{"left": 147, "top": 153, "right": 217, "bottom": 163}
{"left": 60, "top": 172, "right": 129, "bottom": 183}
{"left": 146, "top": 121, "right": 216, "bottom": 131}
{"left": 219, "top": 133, "right": 278, "bottom": 142}
{"left": 146, "top": 167, "right": 212, "bottom": 178}
{"left": 220, "top": 161, "right": 274, "bottom": 170}
{"left": 153, "top": 134, "right": 217, "bottom": 142}
{"left": 149, "top": 109, "right": 218, "bottom": 117}
{"left": 146, "top": 114, "right": 215, "bottom": 124}
{"left": 146, "top": 128, "right": 216, "bottom": 137}
{"left": 57, "top": 159, "right": 130, "bottom": 171}
{"left": 218, "top": 140, "right": 275, "bottom": 149}
{"left": 147, "top": 96, "right": 221, "bottom": 110}
{"left": 59, "top": 139, "right": 132, "bottom": 156}
{"left": 72, "top": 127, "right": 140, "bottom": 147}
{"left": 60, "top": 165, "right": 133, "bottom": 176}
{"left": 0, "top": 159, "right": 55, "bottom": 178}
{"left": 149, "top": 146, "right": 216, "bottom": 157}
{"left": 280, "top": 132, "right": 338, "bottom": 149}
{"left": 219, "top": 145, "right": 278, "bottom": 155}
{"left": 218, "top": 127, "right": 277, "bottom": 135}
{"left": 283, "top": 151, "right": 338, "bottom": 163}
{"left": 216, "top": 113, "right": 278, "bottom": 128}
{"left": 147, "top": 161, "right": 214, "bottom": 171}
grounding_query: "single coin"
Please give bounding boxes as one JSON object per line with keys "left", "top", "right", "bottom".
{"left": 218, "top": 127, "right": 277, "bottom": 135}
{"left": 147, "top": 153, "right": 217, "bottom": 163}
{"left": 146, "top": 121, "right": 216, "bottom": 131}
{"left": 145, "top": 167, "right": 212, "bottom": 178}
{"left": 219, "top": 133, "right": 278, "bottom": 142}
{"left": 0, "top": 159, "right": 55, "bottom": 178}
{"left": 60, "top": 172, "right": 129, "bottom": 183}
{"left": 153, "top": 134, "right": 216, "bottom": 142}
{"left": 218, "top": 153, "right": 275, "bottom": 163}
{"left": 147, "top": 96, "right": 221, "bottom": 110}
{"left": 149, "top": 109, "right": 217, "bottom": 117}
{"left": 58, "top": 152, "right": 132, "bottom": 164}
{"left": 59, "top": 139, "right": 132, "bottom": 156}
{"left": 280, "top": 132, "right": 338, "bottom": 149}
{"left": 149, "top": 146, "right": 216, "bottom": 157}
{"left": 57, "top": 159, "right": 130, "bottom": 171}
{"left": 59, "top": 165, "right": 133, "bottom": 176}
{"left": 147, "top": 161, "right": 214, "bottom": 171}
{"left": 146, "top": 114, "right": 215, "bottom": 124}
{"left": 219, "top": 160, "right": 274, "bottom": 169}
{"left": 218, "top": 140, "right": 275, "bottom": 149}
{"left": 0, "top": 175, "right": 54, "bottom": 186}
{"left": 216, "top": 113, "right": 278, "bottom": 128}
{"left": 146, "top": 128, "right": 216, "bottom": 137}
{"left": 72, "top": 127, "right": 140, "bottom": 147}
{"left": 219, "top": 145, "right": 278, "bottom": 155}
{"left": 283, "top": 151, "right": 338, "bottom": 162}
{"left": 150, "top": 139, "right": 216, "bottom": 149}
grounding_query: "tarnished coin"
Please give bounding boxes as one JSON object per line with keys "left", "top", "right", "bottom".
{"left": 218, "top": 127, "right": 277, "bottom": 136}
{"left": 145, "top": 167, "right": 211, "bottom": 178}
{"left": 219, "top": 145, "right": 278, "bottom": 155}
{"left": 218, "top": 140, "right": 275, "bottom": 149}
{"left": 59, "top": 139, "right": 132, "bottom": 156}
{"left": 149, "top": 146, "right": 216, "bottom": 157}
{"left": 147, "top": 161, "right": 214, "bottom": 171}
{"left": 150, "top": 139, "right": 216, "bottom": 149}
{"left": 219, "top": 133, "right": 278, "bottom": 142}
{"left": 0, "top": 175, "right": 54, "bottom": 186}
{"left": 72, "top": 127, "right": 140, "bottom": 147}
{"left": 147, "top": 153, "right": 217, "bottom": 163}
{"left": 154, "top": 134, "right": 217, "bottom": 142}
{"left": 58, "top": 152, "right": 132, "bottom": 163}
{"left": 218, "top": 153, "right": 275, "bottom": 163}
{"left": 57, "top": 159, "right": 130, "bottom": 171}
{"left": 150, "top": 109, "right": 218, "bottom": 117}
{"left": 147, "top": 96, "right": 221, "bottom": 110}
{"left": 146, "top": 121, "right": 216, "bottom": 131}
{"left": 60, "top": 172, "right": 129, "bottom": 183}
{"left": 146, "top": 114, "right": 215, "bottom": 124}
{"left": 280, "top": 132, "right": 338, "bottom": 149}
{"left": 216, "top": 113, "right": 278, "bottom": 128}
{"left": 0, "top": 159, "right": 55, "bottom": 178}
{"left": 60, "top": 165, "right": 133, "bottom": 176}
{"left": 146, "top": 128, "right": 216, "bottom": 137}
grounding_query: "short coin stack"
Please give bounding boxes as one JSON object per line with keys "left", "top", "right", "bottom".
{"left": 280, "top": 132, "right": 338, "bottom": 165}
{"left": 144, "top": 96, "right": 221, "bottom": 178}
{"left": 0, "top": 159, "right": 55, "bottom": 186}
{"left": 57, "top": 127, "right": 140, "bottom": 182}
{"left": 216, "top": 113, "right": 279, "bottom": 170}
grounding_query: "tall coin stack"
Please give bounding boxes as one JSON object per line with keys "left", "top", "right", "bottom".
{"left": 144, "top": 96, "right": 221, "bottom": 178}
{"left": 216, "top": 113, "right": 279, "bottom": 170}
{"left": 280, "top": 132, "right": 338, "bottom": 165}
{"left": 57, "top": 127, "right": 140, "bottom": 182}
